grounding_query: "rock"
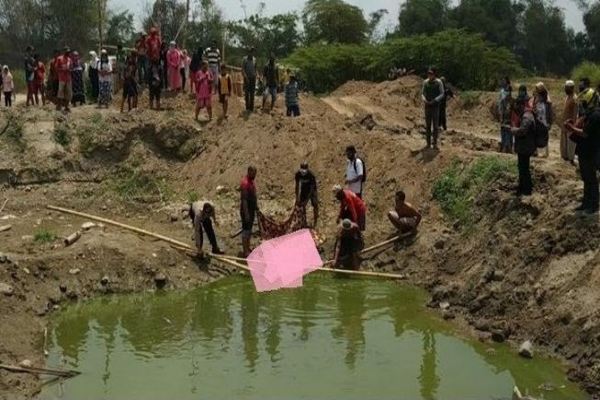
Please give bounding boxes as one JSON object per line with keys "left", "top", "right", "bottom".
{"left": 21, "top": 235, "right": 34, "bottom": 242}
{"left": 216, "top": 185, "right": 229, "bottom": 195}
{"left": 442, "top": 310, "right": 455, "bottom": 320}
{"left": 439, "top": 301, "right": 450, "bottom": 310}
{"left": 0, "top": 225, "right": 12, "bottom": 233}
{"left": 19, "top": 360, "right": 33, "bottom": 368}
{"left": 59, "top": 284, "right": 67, "bottom": 293}
{"left": 81, "top": 222, "right": 96, "bottom": 231}
{"left": 169, "top": 213, "right": 179, "bottom": 222}
{"left": 100, "top": 275, "right": 109, "bottom": 286}
{"left": 491, "top": 329, "right": 506, "bottom": 343}
{"left": 434, "top": 239, "right": 446, "bottom": 250}
{"left": 69, "top": 268, "right": 81, "bottom": 275}
{"left": 0, "top": 253, "right": 8, "bottom": 263}
{"left": 24, "top": 186, "right": 32, "bottom": 192}
{"left": 492, "top": 269, "right": 505, "bottom": 281}
{"left": 519, "top": 340, "right": 534, "bottom": 359}
{"left": 0, "top": 282, "right": 14, "bottom": 296}
{"left": 154, "top": 273, "right": 167, "bottom": 289}
{"left": 23, "top": 267, "right": 30, "bottom": 275}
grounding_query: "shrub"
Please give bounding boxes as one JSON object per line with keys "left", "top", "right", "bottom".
{"left": 2, "top": 112, "right": 24, "bottom": 145}
{"left": 571, "top": 61, "right": 600, "bottom": 88}
{"left": 460, "top": 91, "right": 482, "bottom": 110}
{"left": 285, "top": 29, "right": 523, "bottom": 93}
{"left": 34, "top": 228, "right": 56, "bottom": 243}
{"left": 186, "top": 190, "right": 200, "bottom": 203}
{"left": 53, "top": 123, "right": 71, "bottom": 147}
{"left": 110, "top": 168, "right": 173, "bottom": 203}
{"left": 432, "top": 156, "right": 516, "bottom": 229}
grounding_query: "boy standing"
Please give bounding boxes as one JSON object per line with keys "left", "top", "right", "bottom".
{"left": 285, "top": 75, "right": 300, "bottom": 117}
{"left": 195, "top": 61, "right": 213, "bottom": 121}
{"left": 149, "top": 63, "right": 162, "bottom": 110}
{"left": 217, "top": 64, "right": 232, "bottom": 118}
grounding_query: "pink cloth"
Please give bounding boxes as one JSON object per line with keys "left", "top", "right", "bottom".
{"left": 167, "top": 48, "right": 181, "bottom": 90}
{"left": 247, "top": 229, "right": 323, "bottom": 292}
{"left": 195, "top": 70, "right": 213, "bottom": 102}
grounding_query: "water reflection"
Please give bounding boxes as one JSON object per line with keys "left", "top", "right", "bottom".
{"left": 43, "top": 277, "right": 585, "bottom": 400}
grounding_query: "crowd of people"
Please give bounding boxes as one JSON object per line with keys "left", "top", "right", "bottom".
{"left": 1, "top": 29, "right": 302, "bottom": 121}
{"left": 189, "top": 145, "right": 422, "bottom": 270}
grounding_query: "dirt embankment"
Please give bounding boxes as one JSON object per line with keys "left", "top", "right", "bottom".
{"left": 0, "top": 77, "right": 599, "bottom": 399}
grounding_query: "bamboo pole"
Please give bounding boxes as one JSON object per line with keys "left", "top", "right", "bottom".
{"left": 0, "top": 364, "right": 80, "bottom": 378}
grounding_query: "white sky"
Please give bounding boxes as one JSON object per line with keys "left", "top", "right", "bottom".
{"left": 110, "top": 0, "right": 585, "bottom": 33}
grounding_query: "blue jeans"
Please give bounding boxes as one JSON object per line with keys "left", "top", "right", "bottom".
{"left": 501, "top": 127, "right": 513, "bottom": 152}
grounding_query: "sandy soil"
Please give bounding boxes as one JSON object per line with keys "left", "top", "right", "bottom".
{"left": 0, "top": 77, "right": 599, "bottom": 399}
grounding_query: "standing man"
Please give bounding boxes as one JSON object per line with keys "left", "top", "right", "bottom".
{"left": 565, "top": 87, "right": 600, "bottom": 214}
{"left": 334, "top": 185, "right": 366, "bottom": 231}
{"left": 240, "top": 166, "right": 259, "bottom": 257}
{"left": 55, "top": 47, "right": 73, "bottom": 113}
{"left": 136, "top": 33, "right": 148, "bottom": 84}
{"left": 116, "top": 44, "right": 127, "bottom": 92}
{"left": 262, "top": 54, "right": 279, "bottom": 112}
{"left": 421, "top": 67, "right": 445, "bottom": 149}
{"left": 561, "top": 80, "right": 578, "bottom": 163}
{"left": 24, "top": 46, "right": 36, "bottom": 106}
{"left": 242, "top": 47, "right": 257, "bottom": 112}
{"left": 295, "top": 162, "right": 319, "bottom": 228}
{"left": 204, "top": 40, "right": 221, "bottom": 93}
{"left": 344, "top": 145, "right": 365, "bottom": 198}
{"left": 189, "top": 201, "right": 224, "bottom": 255}
{"left": 145, "top": 27, "right": 162, "bottom": 67}
{"left": 509, "top": 85, "right": 536, "bottom": 196}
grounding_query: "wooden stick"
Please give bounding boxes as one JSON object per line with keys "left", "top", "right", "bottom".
{"left": 0, "top": 364, "right": 80, "bottom": 378}
{"left": 0, "top": 198, "right": 8, "bottom": 214}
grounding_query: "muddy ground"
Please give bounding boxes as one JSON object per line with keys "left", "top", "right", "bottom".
{"left": 0, "top": 77, "right": 599, "bottom": 399}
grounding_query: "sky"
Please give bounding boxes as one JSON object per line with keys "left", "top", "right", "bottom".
{"left": 110, "top": 0, "right": 585, "bottom": 33}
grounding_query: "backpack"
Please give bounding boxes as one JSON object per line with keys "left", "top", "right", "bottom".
{"left": 353, "top": 157, "right": 367, "bottom": 183}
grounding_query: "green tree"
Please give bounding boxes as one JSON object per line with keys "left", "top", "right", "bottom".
{"left": 106, "top": 10, "right": 135, "bottom": 46}
{"left": 143, "top": 0, "right": 188, "bottom": 42}
{"left": 187, "top": 0, "right": 225, "bottom": 48}
{"left": 398, "top": 0, "right": 450, "bottom": 36}
{"left": 228, "top": 12, "right": 299, "bottom": 60}
{"left": 450, "top": 0, "right": 524, "bottom": 50}
{"left": 302, "top": 0, "right": 369, "bottom": 44}
{"left": 584, "top": 1, "right": 600, "bottom": 60}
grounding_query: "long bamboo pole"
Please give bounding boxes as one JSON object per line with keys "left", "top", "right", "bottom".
{"left": 47, "top": 206, "right": 408, "bottom": 280}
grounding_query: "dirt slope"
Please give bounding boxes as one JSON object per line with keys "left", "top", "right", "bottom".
{"left": 0, "top": 76, "right": 598, "bottom": 398}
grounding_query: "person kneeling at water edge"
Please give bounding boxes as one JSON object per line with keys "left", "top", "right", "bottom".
{"left": 388, "top": 190, "right": 421, "bottom": 234}
{"left": 334, "top": 219, "right": 364, "bottom": 270}
{"left": 189, "top": 201, "right": 224, "bottom": 255}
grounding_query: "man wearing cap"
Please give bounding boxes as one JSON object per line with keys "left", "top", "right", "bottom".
{"left": 55, "top": 47, "right": 72, "bottom": 112}
{"left": 242, "top": 47, "right": 257, "bottom": 112}
{"left": 421, "top": 67, "right": 445, "bottom": 149}
{"left": 204, "top": 40, "right": 221, "bottom": 93}
{"left": 24, "top": 46, "right": 36, "bottom": 106}
{"left": 240, "top": 166, "right": 259, "bottom": 257}
{"left": 334, "top": 185, "right": 366, "bottom": 231}
{"left": 565, "top": 86, "right": 600, "bottom": 214}
{"left": 295, "top": 163, "right": 318, "bottom": 228}
{"left": 561, "top": 80, "right": 578, "bottom": 163}
{"left": 333, "top": 219, "right": 363, "bottom": 270}
{"left": 509, "top": 85, "right": 536, "bottom": 196}
{"left": 189, "top": 201, "right": 224, "bottom": 255}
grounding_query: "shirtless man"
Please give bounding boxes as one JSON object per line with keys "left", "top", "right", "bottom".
{"left": 388, "top": 190, "right": 422, "bottom": 234}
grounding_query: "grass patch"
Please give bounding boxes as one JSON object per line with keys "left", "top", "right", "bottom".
{"left": 53, "top": 123, "right": 71, "bottom": 147}
{"left": 432, "top": 156, "right": 516, "bottom": 230}
{"left": 34, "top": 228, "right": 57, "bottom": 243}
{"left": 460, "top": 91, "right": 482, "bottom": 110}
{"left": 110, "top": 168, "right": 173, "bottom": 203}
{"left": 2, "top": 111, "right": 24, "bottom": 143}
{"left": 77, "top": 113, "right": 109, "bottom": 157}
{"left": 186, "top": 190, "right": 200, "bottom": 203}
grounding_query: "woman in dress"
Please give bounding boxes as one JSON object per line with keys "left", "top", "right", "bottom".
{"left": 97, "top": 50, "right": 113, "bottom": 108}
{"left": 70, "top": 51, "right": 85, "bottom": 106}
{"left": 88, "top": 51, "right": 100, "bottom": 101}
{"left": 166, "top": 41, "right": 182, "bottom": 91}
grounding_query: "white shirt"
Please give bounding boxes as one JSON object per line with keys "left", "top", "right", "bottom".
{"left": 346, "top": 158, "right": 364, "bottom": 195}
{"left": 98, "top": 61, "right": 112, "bottom": 83}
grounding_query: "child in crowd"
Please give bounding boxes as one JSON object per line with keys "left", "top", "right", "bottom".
{"left": 195, "top": 61, "right": 213, "bottom": 121}
{"left": 285, "top": 74, "right": 300, "bottom": 117}
{"left": 149, "top": 63, "right": 162, "bottom": 110}
{"left": 217, "top": 64, "right": 232, "bottom": 119}
{"left": 2, "top": 66, "right": 14, "bottom": 107}
{"left": 121, "top": 63, "right": 138, "bottom": 113}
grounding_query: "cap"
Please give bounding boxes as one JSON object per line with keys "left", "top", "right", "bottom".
{"left": 565, "top": 80, "right": 575, "bottom": 87}
{"left": 300, "top": 162, "right": 308, "bottom": 170}
{"left": 101, "top": 49, "right": 108, "bottom": 54}
{"left": 341, "top": 219, "right": 352, "bottom": 230}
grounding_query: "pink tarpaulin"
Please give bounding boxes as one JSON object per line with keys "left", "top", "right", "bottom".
{"left": 247, "top": 229, "right": 323, "bottom": 292}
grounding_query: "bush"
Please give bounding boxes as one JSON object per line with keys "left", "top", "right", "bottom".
{"left": 285, "top": 29, "right": 523, "bottom": 93}
{"left": 53, "top": 123, "right": 71, "bottom": 147}
{"left": 2, "top": 111, "right": 24, "bottom": 144}
{"left": 34, "top": 229, "right": 57, "bottom": 243}
{"left": 571, "top": 61, "right": 600, "bottom": 88}
{"left": 110, "top": 168, "right": 173, "bottom": 203}
{"left": 432, "top": 156, "right": 516, "bottom": 229}
{"left": 460, "top": 91, "right": 482, "bottom": 110}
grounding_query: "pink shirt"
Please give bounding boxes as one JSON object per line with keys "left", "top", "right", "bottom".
{"left": 167, "top": 48, "right": 181, "bottom": 69}
{"left": 195, "top": 70, "right": 213, "bottom": 99}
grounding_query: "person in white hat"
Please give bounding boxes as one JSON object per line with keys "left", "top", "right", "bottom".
{"left": 561, "top": 80, "right": 577, "bottom": 163}
{"left": 333, "top": 219, "right": 363, "bottom": 270}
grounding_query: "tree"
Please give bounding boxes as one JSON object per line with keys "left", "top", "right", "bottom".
{"left": 106, "top": 10, "right": 135, "bottom": 46}
{"left": 302, "top": 0, "right": 369, "bottom": 44}
{"left": 187, "top": 0, "right": 226, "bottom": 49}
{"left": 584, "top": 1, "right": 600, "bottom": 60}
{"left": 143, "top": 0, "right": 188, "bottom": 42}
{"left": 450, "top": 0, "right": 523, "bottom": 50}
{"left": 368, "top": 9, "right": 389, "bottom": 42}
{"left": 228, "top": 12, "right": 299, "bottom": 60}
{"left": 398, "top": 0, "right": 450, "bottom": 36}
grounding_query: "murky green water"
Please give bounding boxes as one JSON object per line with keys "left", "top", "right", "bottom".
{"left": 40, "top": 276, "right": 586, "bottom": 400}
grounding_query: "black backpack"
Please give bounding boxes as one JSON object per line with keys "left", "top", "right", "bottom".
{"left": 353, "top": 158, "right": 367, "bottom": 182}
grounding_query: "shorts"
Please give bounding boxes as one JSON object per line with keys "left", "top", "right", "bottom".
{"left": 196, "top": 96, "right": 212, "bottom": 109}
{"left": 263, "top": 87, "right": 277, "bottom": 100}
{"left": 219, "top": 94, "right": 229, "bottom": 104}
{"left": 57, "top": 81, "right": 73, "bottom": 101}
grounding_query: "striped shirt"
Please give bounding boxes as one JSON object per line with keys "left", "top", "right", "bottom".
{"left": 204, "top": 47, "right": 220, "bottom": 66}
{"left": 285, "top": 81, "right": 299, "bottom": 106}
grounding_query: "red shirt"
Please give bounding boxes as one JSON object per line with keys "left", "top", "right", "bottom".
{"left": 35, "top": 62, "right": 46, "bottom": 82}
{"left": 56, "top": 55, "right": 72, "bottom": 83}
{"left": 240, "top": 175, "right": 257, "bottom": 212}
{"left": 339, "top": 189, "right": 366, "bottom": 223}
{"left": 146, "top": 34, "right": 162, "bottom": 62}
